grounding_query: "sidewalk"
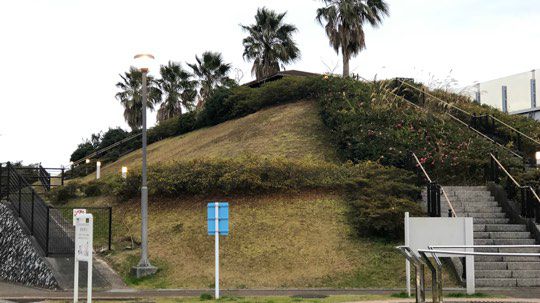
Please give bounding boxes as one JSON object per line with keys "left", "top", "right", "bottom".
{"left": 2, "top": 282, "right": 540, "bottom": 302}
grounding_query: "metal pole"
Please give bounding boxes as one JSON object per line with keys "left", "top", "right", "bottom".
{"left": 133, "top": 69, "right": 155, "bottom": 276}
{"left": 108, "top": 207, "right": 112, "bottom": 251}
{"left": 215, "top": 203, "right": 220, "bottom": 299}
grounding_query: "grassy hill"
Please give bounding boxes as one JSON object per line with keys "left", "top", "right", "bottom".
{"left": 61, "top": 97, "right": 435, "bottom": 289}
{"left": 82, "top": 100, "right": 340, "bottom": 182}
{"left": 60, "top": 75, "right": 537, "bottom": 289}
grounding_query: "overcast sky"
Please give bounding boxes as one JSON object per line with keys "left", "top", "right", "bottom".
{"left": 0, "top": 0, "right": 539, "bottom": 167}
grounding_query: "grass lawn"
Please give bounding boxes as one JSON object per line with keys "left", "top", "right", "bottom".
{"left": 79, "top": 100, "right": 340, "bottom": 182}
{"left": 64, "top": 191, "right": 451, "bottom": 289}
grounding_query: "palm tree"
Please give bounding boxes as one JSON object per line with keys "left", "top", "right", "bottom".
{"left": 316, "top": 0, "right": 389, "bottom": 77}
{"left": 187, "top": 51, "right": 234, "bottom": 108}
{"left": 241, "top": 7, "right": 300, "bottom": 80}
{"left": 115, "top": 67, "right": 162, "bottom": 131}
{"left": 157, "top": 61, "right": 197, "bottom": 122}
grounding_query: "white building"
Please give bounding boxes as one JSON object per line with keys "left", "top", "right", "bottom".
{"left": 465, "top": 69, "right": 538, "bottom": 120}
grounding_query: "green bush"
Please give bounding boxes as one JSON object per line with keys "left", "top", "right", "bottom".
{"left": 48, "top": 182, "right": 79, "bottom": 204}
{"left": 345, "top": 163, "right": 423, "bottom": 238}
{"left": 112, "top": 156, "right": 367, "bottom": 198}
{"left": 82, "top": 181, "right": 103, "bottom": 197}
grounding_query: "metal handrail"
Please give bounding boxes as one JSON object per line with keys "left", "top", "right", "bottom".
{"left": 70, "top": 132, "right": 142, "bottom": 167}
{"left": 490, "top": 153, "right": 540, "bottom": 204}
{"left": 395, "top": 78, "right": 540, "bottom": 151}
{"left": 411, "top": 153, "right": 456, "bottom": 217}
{"left": 358, "top": 76, "right": 524, "bottom": 160}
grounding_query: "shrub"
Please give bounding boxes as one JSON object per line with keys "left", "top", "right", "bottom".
{"left": 82, "top": 181, "right": 103, "bottom": 197}
{"left": 49, "top": 182, "right": 79, "bottom": 204}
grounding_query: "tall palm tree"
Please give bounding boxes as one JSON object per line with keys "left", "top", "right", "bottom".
{"left": 157, "top": 61, "right": 197, "bottom": 122}
{"left": 187, "top": 51, "right": 234, "bottom": 108}
{"left": 316, "top": 0, "right": 389, "bottom": 77}
{"left": 241, "top": 7, "right": 300, "bottom": 80}
{"left": 115, "top": 67, "right": 162, "bottom": 131}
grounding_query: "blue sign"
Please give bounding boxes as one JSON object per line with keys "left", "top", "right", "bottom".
{"left": 207, "top": 202, "right": 229, "bottom": 235}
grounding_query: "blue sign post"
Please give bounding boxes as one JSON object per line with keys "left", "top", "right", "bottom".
{"left": 207, "top": 202, "right": 229, "bottom": 299}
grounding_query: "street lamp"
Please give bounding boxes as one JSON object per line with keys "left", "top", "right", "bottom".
{"left": 536, "top": 151, "right": 540, "bottom": 167}
{"left": 131, "top": 53, "right": 158, "bottom": 278}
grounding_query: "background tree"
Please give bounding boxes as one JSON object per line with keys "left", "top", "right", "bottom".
{"left": 316, "top": 0, "right": 389, "bottom": 77}
{"left": 157, "top": 61, "right": 197, "bottom": 122}
{"left": 115, "top": 67, "right": 162, "bottom": 131}
{"left": 187, "top": 51, "right": 234, "bottom": 108}
{"left": 241, "top": 7, "right": 300, "bottom": 80}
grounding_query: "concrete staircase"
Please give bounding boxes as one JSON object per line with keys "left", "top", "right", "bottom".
{"left": 444, "top": 186, "right": 540, "bottom": 287}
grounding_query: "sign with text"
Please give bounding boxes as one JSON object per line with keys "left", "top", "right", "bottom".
{"left": 74, "top": 213, "right": 93, "bottom": 303}
{"left": 72, "top": 209, "right": 86, "bottom": 226}
{"left": 207, "top": 202, "right": 229, "bottom": 235}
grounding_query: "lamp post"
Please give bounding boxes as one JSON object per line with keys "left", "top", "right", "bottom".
{"left": 131, "top": 53, "right": 157, "bottom": 278}
{"left": 536, "top": 152, "right": 540, "bottom": 168}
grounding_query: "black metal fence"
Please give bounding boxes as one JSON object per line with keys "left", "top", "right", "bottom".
{"left": 11, "top": 165, "right": 65, "bottom": 191}
{"left": 0, "top": 162, "right": 112, "bottom": 256}
{"left": 488, "top": 154, "right": 540, "bottom": 223}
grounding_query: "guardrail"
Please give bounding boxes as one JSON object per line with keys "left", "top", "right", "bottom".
{"left": 488, "top": 153, "right": 540, "bottom": 223}
{"left": 0, "top": 162, "right": 112, "bottom": 256}
{"left": 411, "top": 153, "right": 456, "bottom": 217}
{"left": 397, "top": 245, "right": 540, "bottom": 303}
{"left": 394, "top": 78, "right": 540, "bottom": 165}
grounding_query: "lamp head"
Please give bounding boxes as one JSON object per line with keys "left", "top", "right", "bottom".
{"left": 133, "top": 53, "right": 155, "bottom": 73}
{"left": 85, "top": 159, "right": 90, "bottom": 164}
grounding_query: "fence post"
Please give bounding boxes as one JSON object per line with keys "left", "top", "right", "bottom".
{"left": 18, "top": 175, "right": 21, "bottom": 216}
{"left": 0, "top": 164, "right": 3, "bottom": 200}
{"left": 108, "top": 207, "right": 113, "bottom": 251}
{"left": 46, "top": 206, "right": 50, "bottom": 257}
{"left": 435, "top": 184, "right": 441, "bottom": 217}
{"left": 61, "top": 168, "right": 65, "bottom": 186}
{"left": 521, "top": 188, "right": 527, "bottom": 217}
{"left": 6, "top": 162, "right": 10, "bottom": 199}
{"left": 427, "top": 184, "right": 432, "bottom": 216}
{"left": 31, "top": 191, "right": 35, "bottom": 235}
{"left": 516, "top": 132, "right": 522, "bottom": 153}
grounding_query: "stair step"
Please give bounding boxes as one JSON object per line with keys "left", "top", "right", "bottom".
{"left": 476, "top": 256, "right": 540, "bottom": 262}
{"left": 443, "top": 186, "right": 488, "bottom": 191}
{"left": 507, "top": 262, "right": 540, "bottom": 270}
{"left": 450, "top": 197, "right": 495, "bottom": 202}
{"left": 475, "top": 278, "right": 517, "bottom": 287}
{"left": 517, "top": 278, "right": 540, "bottom": 286}
{"left": 476, "top": 270, "right": 512, "bottom": 278}
{"left": 452, "top": 202, "right": 500, "bottom": 208}
{"left": 454, "top": 206, "right": 502, "bottom": 213}
{"left": 473, "top": 218, "right": 510, "bottom": 224}
{"left": 461, "top": 212, "right": 506, "bottom": 218}
{"left": 475, "top": 239, "right": 536, "bottom": 245}
{"left": 474, "top": 232, "right": 531, "bottom": 239}
{"left": 474, "top": 224, "right": 527, "bottom": 232}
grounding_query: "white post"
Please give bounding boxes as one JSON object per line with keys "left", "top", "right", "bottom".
{"left": 215, "top": 203, "right": 220, "bottom": 299}
{"left": 87, "top": 241, "right": 93, "bottom": 303}
{"left": 465, "top": 218, "right": 475, "bottom": 294}
{"left": 73, "top": 260, "right": 79, "bottom": 303}
{"left": 404, "top": 212, "right": 411, "bottom": 296}
{"left": 96, "top": 162, "right": 101, "bottom": 180}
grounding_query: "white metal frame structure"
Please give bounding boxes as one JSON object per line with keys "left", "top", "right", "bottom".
{"left": 397, "top": 245, "right": 540, "bottom": 303}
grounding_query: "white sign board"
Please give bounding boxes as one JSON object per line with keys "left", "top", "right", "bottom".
{"left": 74, "top": 214, "right": 93, "bottom": 303}
{"left": 72, "top": 209, "right": 86, "bottom": 226}
{"left": 404, "top": 213, "right": 475, "bottom": 294}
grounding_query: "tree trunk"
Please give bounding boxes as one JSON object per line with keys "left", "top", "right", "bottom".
{"left": 342, "top": 50, "right": 350, "bottom": 78}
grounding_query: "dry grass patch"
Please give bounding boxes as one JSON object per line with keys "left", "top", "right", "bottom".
{"left": 80, "top": 101, "right": 339, "bottom": 183}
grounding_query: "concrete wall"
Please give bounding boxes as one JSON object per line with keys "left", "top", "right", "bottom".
{"left": 0, "top": 203, "right": 59, "bottom": 289}
{"left": 465, "top": 69, "right": 538, "bottom": 114}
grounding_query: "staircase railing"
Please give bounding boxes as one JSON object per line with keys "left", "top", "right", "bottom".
{"left": 11, "top": 165, "right": 65, "bottom": 191}
{"left": 411, "top": 153, "right": 456, "bottom": 217}
{"left": 488, "top": 153, "right": 540, "bottom": 223}
{"left": 0, "top": 162, "right": 112, "bottom": 255}
{"left": 395, "top": 78, "right": 540, "bottom": 165}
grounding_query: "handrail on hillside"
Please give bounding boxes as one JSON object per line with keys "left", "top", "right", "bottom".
{"left": 411, "top": 153, "right": 456, "bottom": 217}
{"left": 357, "top": 76, "right": 524, "bottom": 161}
{"left": 489, "top": 153, "right": 540, "bottom": 222}
{"left": 395, "top": 78, "right": 540, "bottom": 162}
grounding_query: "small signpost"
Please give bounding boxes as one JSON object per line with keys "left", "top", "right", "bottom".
{"left": 72, "top": 209, "right": 86, "bottom": 226}
{"left": 74, "top": 213, "right": 93, "bottom": 303}
{"left": 207, "top": 202, "right": 229, "bottom": 299}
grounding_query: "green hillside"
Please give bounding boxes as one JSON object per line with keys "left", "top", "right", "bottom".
{"left": 81, "top": 100, "right": 340, "bottom": 182}
{"left": 56, "top": 75, "right": 540, "bottom": 289}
